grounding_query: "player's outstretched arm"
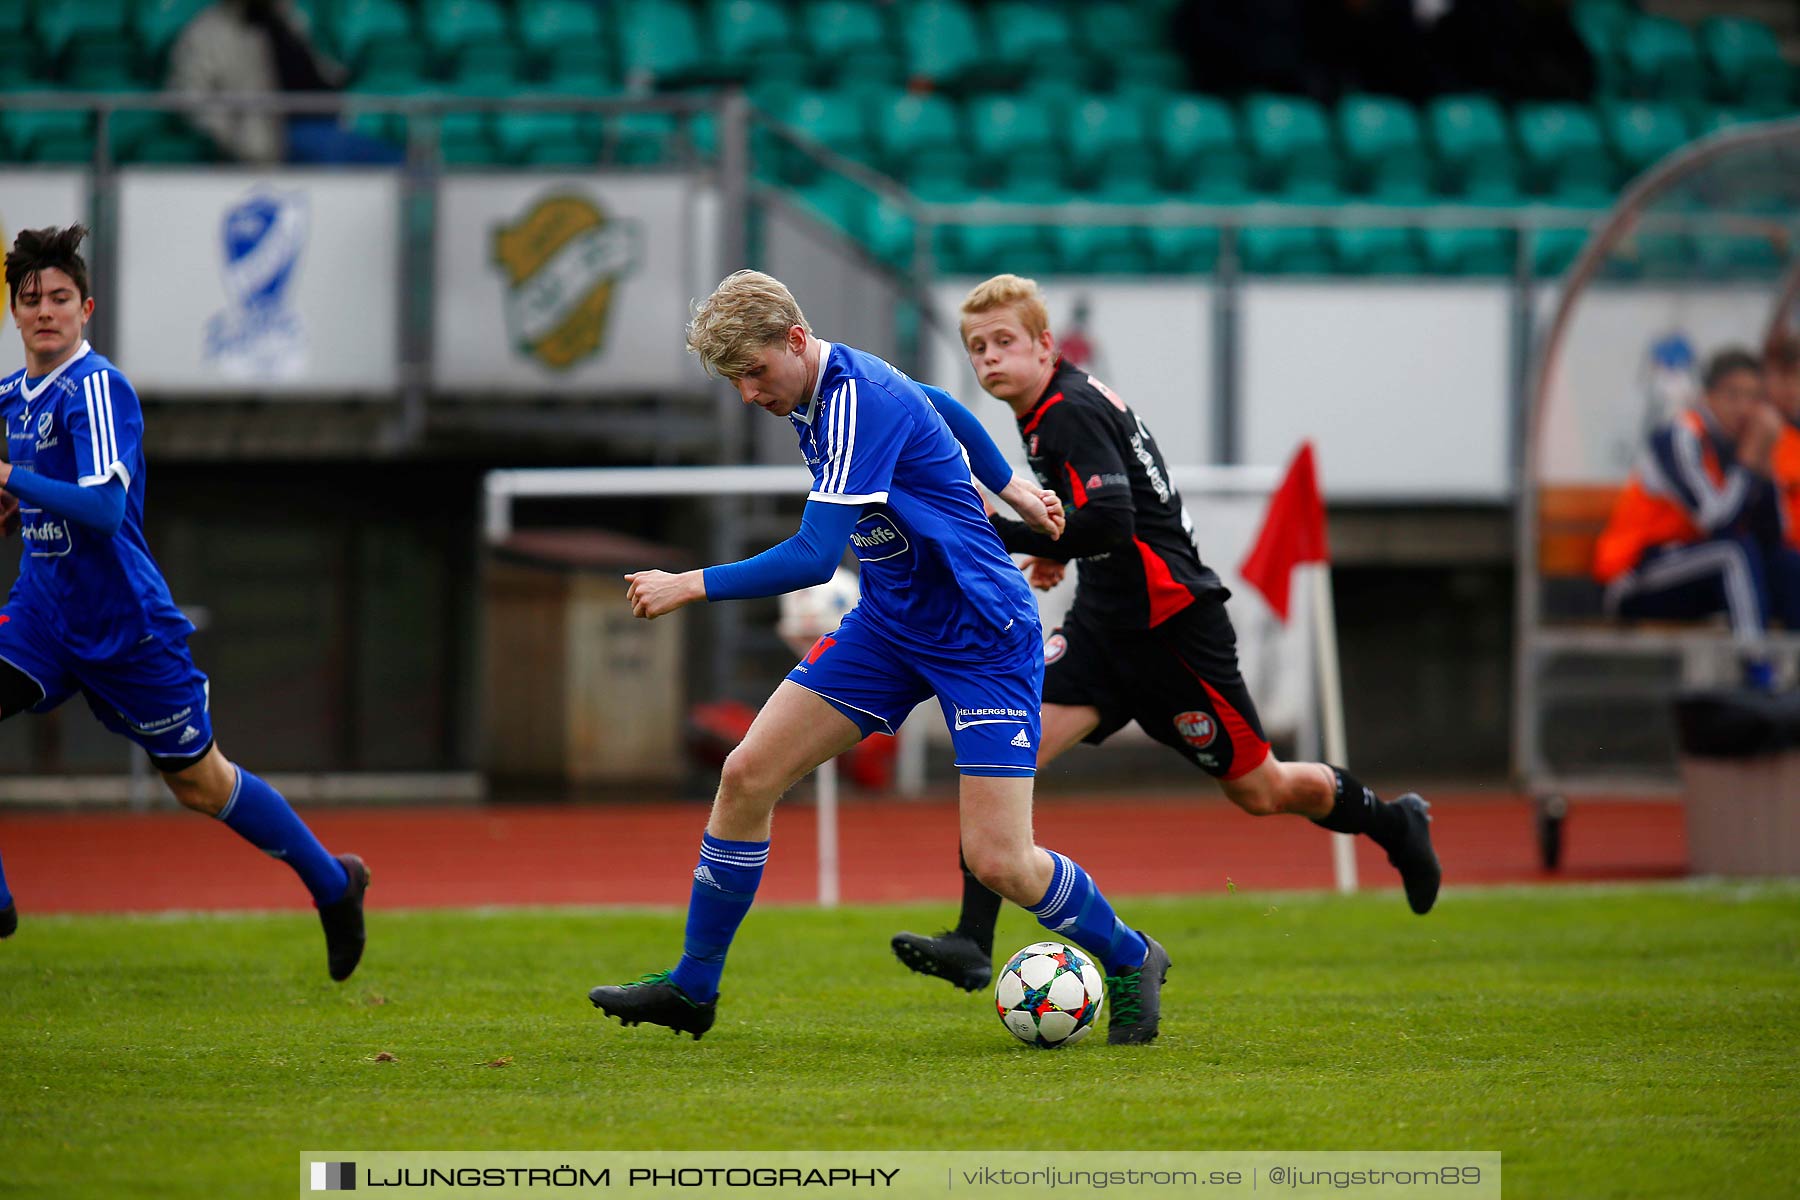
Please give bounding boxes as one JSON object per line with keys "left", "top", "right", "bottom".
{"left": 626, "top": 500, "right": 862, "bottom": 619}
{"left": 0, "top": 464, "right": 127, "bottom": 536}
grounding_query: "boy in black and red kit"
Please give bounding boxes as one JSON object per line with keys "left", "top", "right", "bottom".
{"left": 892, "top": 275, "right": 1441, "bottom": 994}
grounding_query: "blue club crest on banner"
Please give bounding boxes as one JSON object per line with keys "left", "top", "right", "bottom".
{"left": 204, "top": 191, "right": 309, "bottom": 380}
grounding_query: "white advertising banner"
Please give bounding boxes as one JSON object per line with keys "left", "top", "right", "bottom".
{"left": 115, "top": 170, "right": 402, "bottom": 394}
{"left": 925, "top": 278, "right": 1216, "bottom": 467}
{"left": 0, "top": 173, "right": 92, "bottom": 379}
{"left": 1537, "top": 284, "right": 1775, "bottom": 485}
{"left": 1241, "top": 282, "right": 1513, "bottom": 501}
{"left": 433, "top": 174, "right": 717, "bottom": 394}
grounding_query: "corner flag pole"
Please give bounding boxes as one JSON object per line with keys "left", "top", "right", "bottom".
{"left": 1239, "top": 442, "right": 1356, "bottom": 894}
{"left": 1311, "top": 564, "right": 1357, "bottom": 894}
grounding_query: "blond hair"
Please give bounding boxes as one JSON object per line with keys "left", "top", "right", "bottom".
{"left": 959, "top": 273, "right": 1050, "bottom": 344}
{"left": 686, "top": 269, "right": 811, "bottom": 379}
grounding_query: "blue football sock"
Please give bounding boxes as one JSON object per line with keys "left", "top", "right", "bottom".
{"left": 217, "top": 766, "right": 349, "bottom": 906}
{"left": 0, "top": 846, "right": 12, "bottom": 909}
{"left": 1027, "top": 850, "right": 1147, "bottom": 974}
{"left": 668, "top": 833, "right": 769, "bottom": 1004}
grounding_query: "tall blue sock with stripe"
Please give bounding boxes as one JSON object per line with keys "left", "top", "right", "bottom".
{"left": 217, "top": 766, "right": 349, "bottom": 905}
{"left": 1027, "top": 850, "right": 1147, "bottom": 974}
{"left": 668, "top": 833, "right": 769, "bottom": 1004}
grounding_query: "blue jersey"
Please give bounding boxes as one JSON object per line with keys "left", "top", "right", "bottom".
{"left": 791, "top": 342, "right": 1038, "bottom": 649}
{"left": 0, "top": 342, "right": 191, "bottom": 660}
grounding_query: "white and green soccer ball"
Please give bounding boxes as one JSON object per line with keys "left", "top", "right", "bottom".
{"left": 994, "top": 941, "right": 1104, "bottom": 1048}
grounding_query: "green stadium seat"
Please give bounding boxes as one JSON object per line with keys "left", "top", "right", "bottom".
{"left": 1067, "top": 95, "right": 1154, "bottom": 191}
{"left": 0, "top": 43, "right": 45, "bottom": 93}
{"left": 1571, "top": 0, "right": 1631, "bottom": 94}
{"left": 1696, "top": 230, "right": 1786, "bottom": 279}
{"left": 1113, "top": 49, "right": 1189, "bottom": 104}
{"left": 606, "top": 111, "right": 681, "bottom": 165}
{"left": 872, "top": 91, "right": 970, "bottom": 187}
{"left": 1420, "top": 226, "right": 1516, "bottom": 276}
{"left": 799, "top": 2, "right": 900, "bottom": 93}
{"left": 1526, "top": 210, "right": 1598, "bottom": 277}
{"left": 1056, "top": 220, "right": 1155, "bottom": 275}
{"left": 1515, "top": 103, "right": 1616, "bottom": 199}
{"left": 420, "top": 0, "right": 510, "bottom": 62}
{"left": 901, "top": 0, "right": 982, "bottom": 91}
{"left": 1692, "top": 106, "right": 1759, "bottom": 138}
{"left": 2, "top": 110, "right": 96, "bottom": 164}
{"left": 790, "top": 178, "right": 864, "bottom": 242}
{"left": 861, "top": 191, "right": 917, "bottom": 268}
{"left": 495, "top": 111, "right": 596, "bottom": 165}
{"left": 1074, "top": 1, "right": 1160, "bottom": 81}
{"left": 1146, "top": 224, "right": 1220, "bottom": 274}
{"left": 61, "top": 35, "right": 146, "bottom": 91}
{"left": 0, "top": 0, "right": 28, "bottom": 38}
{"left": 1332, "top": 226, "right": 1427, "bottom": 275}
{"left": 515, "top": 0, "right": 607, "bottom": 64}
{"left": 984, "top": 2, "right": 1078, "bottom": 83}
{"left": 771, "top": 90, "right": 873, "bottom": 184}
{"left": 1239, "top": 224, "right": 1334, "bottom": 275}
{"left": 135, "top": 0, "right": 213, "bottom": 63}
{"left": 36, "top": 0, "right": 128, "bottom": 58}
{"left": 444, "top": 42, "right": 524, "bottom": 91}
{"left": 542, "top": 44, "right": 615, "bottom": 91}
{"left": 1337, "top": 93, "right": 1431, "bottom": 199}
{"left": 1621, "top": 16, "right": 1705, "bottom": 104}
{"left": 1243, "top": 94, "right": 1339, "bottom": 196}
{"left": 331, "top": 0, "right": 414, "bottom": 71}
{"left": 709, "top": 0, "right": 810, "bottom": 84}
{"left": 354, "top": 40, "right": 430, "bottom": 91}
{"left": 953, "top": 203, "right": 1060, "bottom": 277}
{"left": 1604, "top": 101, "right": 1690, "bottom": 177}
{"left": 126, "top": 127, "right": 217, "bottom": 164}
{"left": 1155, "top": 94, "right": 1248, "bottom": 196}
{"left": 332, "top": 0, "right": 416, "bottom": 71}
{"left": 1698, "top": 18, "right": 1790, "bottom": 112}
{"left": 967, "top": 93, "right": 1062, "bottom": 189}
{"left": 619, "top": 0, "right": 710, "bottom": 89}
{"left": 1427, "top": 95, "right": 1518, "bottom": 199}
{"left": 108, "top": 109, "right": 174, "bottom": 159}
{"left": 438, "top": 109, "right": 500, "bottom": 165}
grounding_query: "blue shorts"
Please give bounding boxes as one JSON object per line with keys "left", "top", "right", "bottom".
{"left": 786, "top": 608, "right": 1041, "bottom": 777}
{"left": 0, "top": 602, "right": 215, "bottom": 768}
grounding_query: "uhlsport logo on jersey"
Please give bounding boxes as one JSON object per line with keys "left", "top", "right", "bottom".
{"left": 849, "top": 513, "right": 909, "bottom": 563}
{"left": 204, "top": 190, "right": 309, "bottom": 382}
{"left": 1174, "top": 710, "right": 1217, "bottom": 749}
{"left": 493, "top": 193, "right": 641, "bottom": 372}
{"left": 310, "top": 1161, "right": 356, "bottom": 1190}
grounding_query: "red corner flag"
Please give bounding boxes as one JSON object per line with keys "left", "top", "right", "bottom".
{"left": 1239, "top": 442, "right": 1329, "bottom": 623}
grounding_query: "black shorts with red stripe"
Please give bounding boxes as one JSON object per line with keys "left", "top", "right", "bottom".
{"left": 1042, "top": 600, "right": 1271, "bottom": 780}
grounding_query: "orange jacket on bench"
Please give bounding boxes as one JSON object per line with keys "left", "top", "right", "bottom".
{"left": 1775, "top": 422, "right": 1800, "bottom": 550}
{"left": 1594, "top": 408, "right": 1756, "bottom": 584}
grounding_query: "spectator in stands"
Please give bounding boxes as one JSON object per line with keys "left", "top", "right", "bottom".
{"left": 168, "top": 0, "right": 402, "bottom": 165}
{"left": 1765, "top": 333, "right": 1800, "bottom": 550}
{"left": 1595, "top": 347, "right": 1800, "bottom": 689}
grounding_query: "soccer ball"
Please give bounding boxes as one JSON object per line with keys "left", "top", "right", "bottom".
{"left": 776, "top": 566, "right": 860, "bottom": 655}
{"left": 994, "top": 941, "right": 1104, "bottom": 1048}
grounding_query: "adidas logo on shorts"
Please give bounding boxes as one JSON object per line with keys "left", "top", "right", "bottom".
{"left": 1010, "top": 729, "right": 1032, "bottom": 749}
{"left": 177, "top": 725, "right": 200, "bottom": 745}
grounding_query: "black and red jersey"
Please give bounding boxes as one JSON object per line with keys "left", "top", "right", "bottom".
{"left": 994, "top": 359, "right": 1225, "bottom": 630}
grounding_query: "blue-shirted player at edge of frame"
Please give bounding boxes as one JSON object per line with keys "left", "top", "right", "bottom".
{"left": 589, "top": 269, "right": 1172, "bottom": 1044}
{"left": 0, "top": 224, "right": 368, "bottom": 979}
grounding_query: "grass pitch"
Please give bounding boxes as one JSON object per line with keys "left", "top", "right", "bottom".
{"left": 1, "top": 883, "right": 1796, "bottom": 1199}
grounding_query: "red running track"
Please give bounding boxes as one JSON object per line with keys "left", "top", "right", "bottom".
{"left": 0, "top": 792, "right": 1685, "bottom": 915}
